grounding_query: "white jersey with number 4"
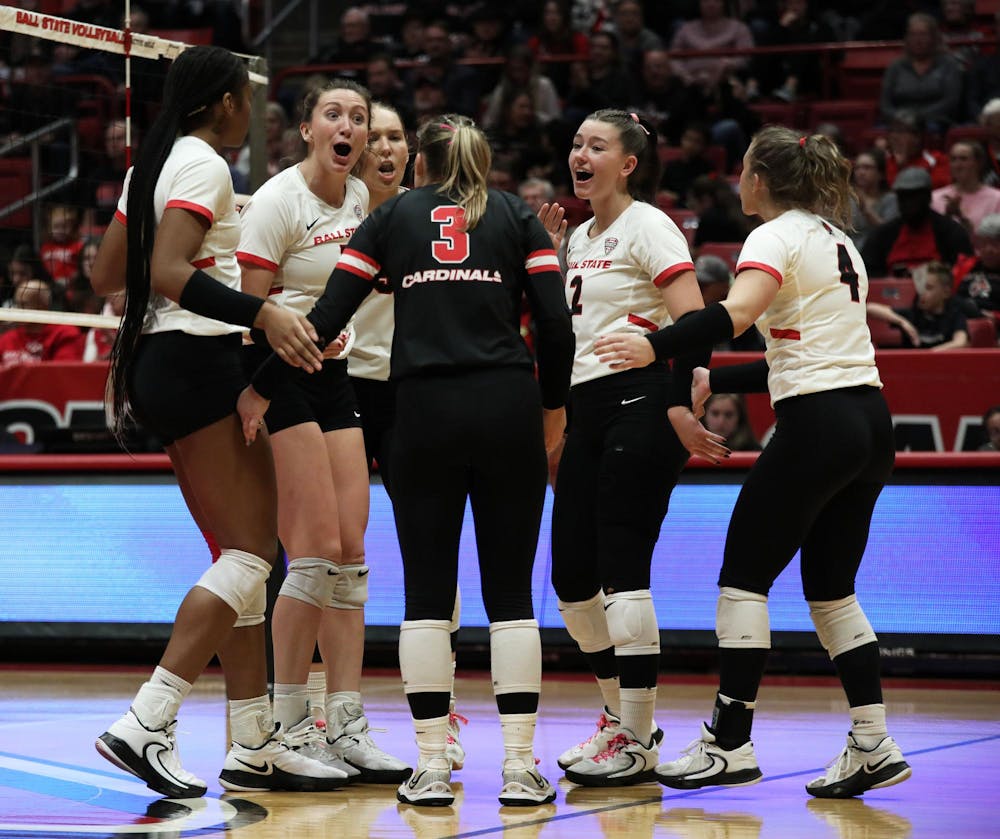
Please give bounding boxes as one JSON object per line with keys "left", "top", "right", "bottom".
{"left": 566, "top": 200, "right": 694, "bottom": 386}
{"left": 736, "top": 208, "right": 881, "bottom": 405}
{"left": 237, "top": 166, "right": 369, "bottom": 316}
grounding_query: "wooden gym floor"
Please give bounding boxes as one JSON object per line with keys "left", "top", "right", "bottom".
{"left": 0, "top": 667, "right": 997, "bottom": 838}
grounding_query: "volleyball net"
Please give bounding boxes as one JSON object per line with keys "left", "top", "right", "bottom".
{"left": 0, "top": 5, "right": 269, "bottom": 329}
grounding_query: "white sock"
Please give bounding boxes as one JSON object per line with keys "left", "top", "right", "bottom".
{"left": 132, "top": 666, "right": 191, "bottom": 729}
{"left": 306, "top": 669, "right": 326, "bottom": 720}
{"left": 229, "top": 695, "right": 273, "bottom": 748}
{"left": 272, "top": 683, "right": 308, "bottom": 730}
{"left": 597, "top": 676, "right": 620, "bottom": 718}
{"left": 414, "top": 714, "right": 450, "bottom": 769}
{"left": 500, "top": 712, "right": 537, "bottom": 768}
{"left": 619, "top": 686, "right": 656, "bottom": 745}
{"left": 850, "top": 703, "right": 888, "bottom": 748}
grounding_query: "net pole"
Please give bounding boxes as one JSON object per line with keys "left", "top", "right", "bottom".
{"left": 124, "top": 0, "right": 132, "bottom": 168}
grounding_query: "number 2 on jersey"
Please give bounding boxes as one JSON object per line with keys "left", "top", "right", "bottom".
{"left": 569, "top": 274, "right": 583, "bottom": 315}
{"left": 837, "top": 243, "right": 860, "bottom": 302}
{"left": 430, "top": 205, "right": 470, "bottom": 263}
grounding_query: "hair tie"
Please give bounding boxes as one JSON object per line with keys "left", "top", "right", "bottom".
{"left": 439, "top": 122, "right": 456, "bottom": 133}
{"left": 629, "top": 112, "right": 650, "bottom": 136}
{"left": 799, "top": 135, "right": 807, "bottom": 147}
{"left": 186, "top": 104, "right": 207, "bottom": 118}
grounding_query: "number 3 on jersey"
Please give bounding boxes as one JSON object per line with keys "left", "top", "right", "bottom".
{"left": 431, "top": 205, "right": 470, "bottom": 263}
{"left": 569, "top": 274, "right": 583, "bottom": 315}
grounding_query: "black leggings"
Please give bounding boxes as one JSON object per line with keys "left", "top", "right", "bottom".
{"left": 720, "top": 386, "right": 894, "bottom": 601}
{"left": 390, "top": 367, "right": 547, "bottom": 624}
{"left": 551, "top": 365, "right": 689, "bottom": 601}
{"left": 350, "top": 376, "right": 397, "bottom": 495}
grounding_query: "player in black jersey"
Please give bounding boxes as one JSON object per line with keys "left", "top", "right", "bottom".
{"left": 238, "top": 114, "right": 575, "bottom": 807}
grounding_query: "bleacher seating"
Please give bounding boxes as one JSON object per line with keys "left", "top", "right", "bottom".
{"left": 869, "top": 277, "right": 917, "bottom": 308}
{"left": 698, "top": 241, "right": 742, "bottom": 272}
{"left": 967, "top": 317, "right": 998, "bottom": 346}
{"left": 837, "top": 48, "right": 899, "bottom": 100}
{"left": 0, "top": 159, "right": 34, "bottom": 231}
{"left": 807, "top": 100, "right": 882, "bottom": 153}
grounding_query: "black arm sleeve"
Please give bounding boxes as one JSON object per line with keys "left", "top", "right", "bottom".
{"left": 667, "top": 312, "right": 713, "bottom": 408}
{"left": 178, "top": 268, "right": 265, "bottom": 328}
{"left": 251, "top": 268, "right": 373, "bottom": 399}
{"left": 523, "top": 267, "right": 575, "bottom": 408}
{"left": 645, "top": 301, "right": 735, "bottom": 361}
{"left": 709, "top": 359, "right": 770, "bottom": 393}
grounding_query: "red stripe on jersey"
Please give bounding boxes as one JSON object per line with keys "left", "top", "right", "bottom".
{"left": 165, "top": 199, "right": 214, "bottom": 223}
{"left": 340, "top": 262, "right": 374, "bottom": 280}
{"left": 236, "top": 251, "right": 280, "bottom": 272}
{"left": 267, "top": 285, "right": 284, "bottom": 296}
{"left": 191, "top": 257, "right": 216, "bottom": 269}
{"left": 526, "top": 248, "right": 557, "bottom": 260}
{"left": 737, "top": 261, "right": 782, "bottom": 285}
{"left": 653, "top": 262, "right": 695, "bottom": 287}
{"left": 627, "top": 313, "right": 659, "bottom": 331}
{"left": 527, "top": 261, "right": 560, "bottom": 274}
{"left": 343, "top": 248, "right": 379, "bottom": 269}
{"left": 113, "top": 209, "right": 127, "bottom": 226}
{"left": 769, "top": 327, "right": 801, "bottom": 340}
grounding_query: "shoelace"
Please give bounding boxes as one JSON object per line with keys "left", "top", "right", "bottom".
{"left": 578, "top": 713, "right": 615, "bottom": 747}
{"left": 283, "top": 721, "right": 325, "bottom": 749}
{"left": 447, "top": 711, "right": 468, "bottom": 743}
{"left": 592, "top": 732, "right": 631, "bottom": 763}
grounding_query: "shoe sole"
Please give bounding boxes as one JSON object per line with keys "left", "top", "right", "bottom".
{"left": 499, "top": 790, "right": 557, "bottom": 806}
{"left": 557, "top": 726, "right": 665, "bottom": 771}
{"left": 806, "top": 761, "right": 911, "bottom": 799}
{"left": 347, "top": 762, "right": 413, "bottom": 784}
{"left": 396, "top": 791, "right": 454, "bottom": 807}
{"left": 657, "top": 768, "right": 763, "bottom": 790}
{"left": 219, "top": 767, "right": 351, "bottom": 792}
{"left": 564, "top": 767, "right": 659, "bottom": 788}
{"left": 96, "top": 733, "right": 207, "bottom": 799}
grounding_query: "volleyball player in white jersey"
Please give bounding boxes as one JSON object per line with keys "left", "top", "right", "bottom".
{"left": 237, "top": 81, "right": 410, "bottom": 784}
{"left": 552, "top": 109, "right": 727, "bottom": 787}
{"left": 596, "top": 126, "right": 911, "bottom": 799}
{"left": 90, "top": 46, "right": 344, "bottom": 797}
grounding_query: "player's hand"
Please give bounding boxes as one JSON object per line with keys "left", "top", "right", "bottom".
{"left": 667, "top": 406, "right": 730, "bottom": 464}
{"left": 593, "top": 332, "right": 656, "bottom": 370}
{"left": 547, "top": 432, "right": 566, "bottom": 491}
{"left": 322, "top": 322, "right": 356, "bottom": 359}
{"left": 543, "top": 406, "right": 567, "bottom": 454}
{"left": 897, "top": 318, "right": 920, "bottom": 346}
{"left": 537, "top": 202, "right": 568, "bottom": 252}
{"left": 256, "top": 302, "right": 323, "bottom": 372}
{"left": 237, "top": 386, "right": 270, "bottom": 445}
{"left": 691, "top": 366, "right": 712, "bottom": 420}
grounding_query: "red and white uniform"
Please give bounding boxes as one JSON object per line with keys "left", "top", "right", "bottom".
{"left": 736, "top": 208, "right": 881, "bottom": 404}
{"left": 565, "top": 200, "right": 693, "bottom": 386}
{"left": 116, "top": 136, "right": 243, "bottom": 337}
{"left": 236, "top": 166, "right": 369, "bottom": 315}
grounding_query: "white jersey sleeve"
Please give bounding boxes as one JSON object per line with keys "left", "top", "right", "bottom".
{"left": 737, "top": 209, "right": 881, "bottom": 404}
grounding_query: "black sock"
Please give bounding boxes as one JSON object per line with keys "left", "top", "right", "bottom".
{"left": 833, "top": 642, "right": 883, "bottom": 707}
{"left": 711, "top": 693, "right": 755, "bottom": 750}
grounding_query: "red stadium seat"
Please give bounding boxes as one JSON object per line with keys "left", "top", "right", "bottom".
{"left": 149, "top": 28, "right": 214, "bottom": 46}
{"left": 751, "top": 101, "right": 806, "bottom": 130}
{"left": 837, "top": 48, "right": 899, "bottom": 100}
{"left": 665, "top": 209, "right": 699, "bottom": 246}
{"left": 868, "top": 277, "right": 917, "bottom": 308}
{"left": 867, "top": 315, "right": 904, "bottom": 348}
{"left": 553, "top": 195, "right": 591, "bottom": 228}
{"left": 944, "top": 125, "right": 990, "bottom": 150}
{"left": 0, "top": 158, "right": 34, "bottom": 230}
{"left": 806, "top": 100, "right": 881, "bottom": 153}
{"left": 698, "top": 241, "right": 742, "bottom": 272}
{"left": 967, "top": 317, "right": 998, "bottom": 346}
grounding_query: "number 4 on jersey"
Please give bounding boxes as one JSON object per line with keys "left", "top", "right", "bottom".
{"left": 837, "top": 243, "right": 860, "bottom": 302}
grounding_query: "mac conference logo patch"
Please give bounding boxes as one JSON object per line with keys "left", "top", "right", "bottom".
{"left": 604, "top": 237, "right": 618, "bottom": 256}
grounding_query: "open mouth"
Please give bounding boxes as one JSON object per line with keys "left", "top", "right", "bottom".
{"left": 378, "top": 160, "right": 395, "bottom": 174}
{"left": 333, "top": 142, "right": 353, "bottom": 158}
{"left": 575, "top": 171, "right": 593, "bottom": 183}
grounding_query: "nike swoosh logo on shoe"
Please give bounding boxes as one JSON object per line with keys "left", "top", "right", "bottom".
{"left": 234, "top": 758, "right": 272, "bottom": 774}
{"left": 143, "top": 743, "right": 194, "bottom": 788}
{"left": 407, "top": 770, "right": 426, "bottom": 789}
{"left": 864, "top": 754, "right": 892, "bottom": 773}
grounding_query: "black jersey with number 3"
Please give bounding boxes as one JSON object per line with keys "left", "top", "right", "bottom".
{"left": 290, "top": 186, "right": 574, "bottom": 408}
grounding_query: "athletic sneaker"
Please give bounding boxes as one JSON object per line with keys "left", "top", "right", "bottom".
{"left": 219, "top": 727, "right": 352, "bottom": 792}
{"left": 327, "top": 701, "right": 413, "bottom": 783}
{"left": 498, "top": 758, "right": 557, "bottom": 806}
{"left": 806, "top": 733, "right": 911, "bottom": 799}
{"left": 446, "top": 710, "right": 468, "bottom": 770}
{"left": 557, "top": 708, "right": 663, "bottom": 770}
{"left": 396, "top": 758, "right": 454, "bottom": 807}
{"left": 564, "top": 731, "right": 659, "bottom": 787}
{"left": 96, "top": 708, "right": 208, "bottom": 798}
{"left": 282, "top": 714, "right": 361, "bottom": 780}
{"left": 655, "top": 723, "right": 762, "bottom": 790}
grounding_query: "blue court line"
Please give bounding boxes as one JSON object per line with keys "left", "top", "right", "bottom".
{"left": 446, "top": 732, "right": 1000, "bottom": 839}
{"left": 0, "top": 750, "right": 138, "bottom": 782}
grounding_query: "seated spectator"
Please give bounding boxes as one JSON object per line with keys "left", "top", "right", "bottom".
{"left": 952, "top": 212, "right": 1000, "bottom": 323}
{"left": 979, "top": 98, "right": 1000, "bottom": 185}
{"left": 234, "top": 101, "right": 287, "bottom": 181}
{"left": 659, "top": 122, "right": 716, "bottom": 207}
{"left": 364, "top": 53, "right": 415, "bottom": 129}
{"left": 863, "top": 168, "right": 974, "bottom": 276}
{"left": 880, "top": 13, "right": 964, "bottom": 132}
{"left": 487, "top": 157, "right": 518, "bottom": 193}
{"left": 517, "top": 177, "right": 555, "bottom": 214}
{"left": 67, "top": 235, "right": 102, "bottom": 315}
{"left": 395, "top": 12, "right": 427, "bottom": 61}
{"left": 630, "top": 49, "right": 707, "bottom": 145}
{"left": 932, "top": 140, "right": 1000, "bottom": 234}
{"left": 82, "top": 291, "right": 123, "bottom": 362}
{"left": 850, "top": 148, "right": 899, "bottom": 251}
{"left": 939, "top": 0, "right": 984, "bottom": 72}
{"left": 4, "top": 244, "right": 52, "bottom": 310}
{"left": 884, "top": 110, "right": 951, "bottom": 191}
{"left": 487, "top": 90, "right": 550, "bottom": 181}
{"left": 689, "top": 174, "right": 747, "bottom": 248}
{"left": 79, "top": 118, "right": 131, "bottom": 231}
{"left": 406, "top": 19, "right": 481, "bottom": 118}
{"left": 482, "top": 44, "right": 562, "bottom": 131}
{"left": 0, "top": 278, "right": 84, "bottom": 364}
{"left": 563, "top": 29, "right": 636, "bottom": 126}
{"left": 463, "top": 3, "right": 516, "bottom": 95}
{"left": 669, "top": 0, "right": 755, "bottom": 96}
{"left": 607, "top": 0, "right": 663, "bottom": 78}
{"left": 694, "top": 253, "right": 765, "bottom": 350}
{"left": 751, "top": 0, "right": 834, "bottom": 102}
{"left": 526, "top": 0, "right": 591, "bottom": 97}
{"left": 702, "top": 393, "right": 761, "bottom": 451}
{"left": 979, "top": 405, "right": 1000, "bottom": 451}
{"left": 40, "top": 204, "right": 84, "bottom": 288}
{"left": 310, "top": 6, "right": 383, "bottom": 70}
{"left": 866, "top": 261, "right": 970, "bottom": 349}
{"left": 968, "top": 11, "right": 1000, "bottom": 116}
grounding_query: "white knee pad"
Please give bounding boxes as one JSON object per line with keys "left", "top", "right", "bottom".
{"left": 233, "top": 585, "right": 266, "bottom": 627}
{"left": 605, "top": 590, "right": 660, "bottom": 656}
{"left": 809, "top": 594, "right": 877, "bottom": 659}
{"left": 558, "top": 590, "right": 613, "bottom": 654}
{"left": 399, "top": 619, "right": 452, "bottom": 695}
{"left": 329, "top": 563, "right": 369, "bottom": 610}
{"left": 716, "top": 586, "right": 771, "bottom": 649}
{"left": 489, "top": 619, "right": 542, "bottom": 695}
{"left": 195, "top": 549, "right": 270, "bottom": 617}
{"left": 279, "top": 557, "right": 338, "bottom": 609}
{"left": 448, "top": 585, "right": 462, "bottom": 635}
